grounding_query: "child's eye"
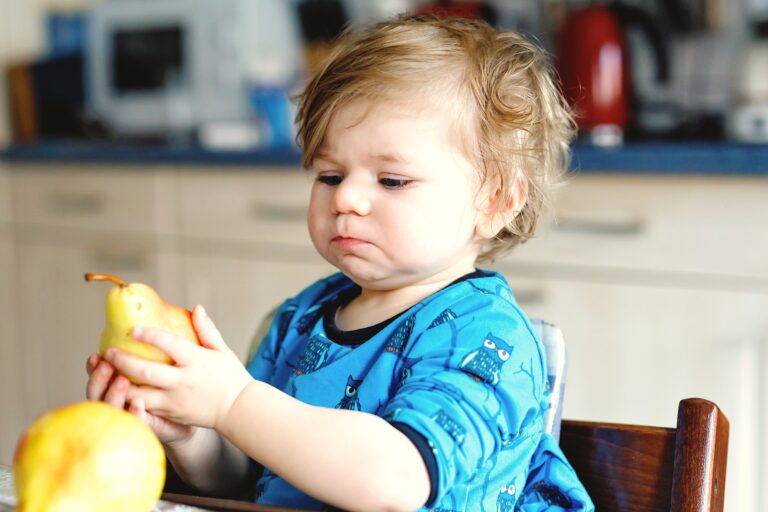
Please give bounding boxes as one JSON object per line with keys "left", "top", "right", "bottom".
{"left": 379, "top": 177, "right": 412, "bottom": 189}
{"left": 317, "top": 174, "right": 342, "bottom": 186}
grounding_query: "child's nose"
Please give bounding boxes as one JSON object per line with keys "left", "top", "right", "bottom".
{"left": 332, "top": 179, "right": 372, "bottom": 216}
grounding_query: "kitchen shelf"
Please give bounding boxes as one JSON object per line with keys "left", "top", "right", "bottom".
{"left": 1, "top": 140, "right": 768, "bottom": 174}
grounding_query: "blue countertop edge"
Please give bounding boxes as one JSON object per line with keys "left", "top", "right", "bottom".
{"left": 1, "top": 141, "right": 768, "bottom": 175}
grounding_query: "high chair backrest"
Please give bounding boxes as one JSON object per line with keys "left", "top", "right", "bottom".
{"left": 559, "top": 397, "right": 730, "bottom": 512}
{"left": 530, "top": 318, "right": 567, "bottom": 440}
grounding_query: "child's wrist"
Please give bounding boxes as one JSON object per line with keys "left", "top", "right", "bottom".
{"left": 216, "top": 378, "right": 256, "bottom": 432}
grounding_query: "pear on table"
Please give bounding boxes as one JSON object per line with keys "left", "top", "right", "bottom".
{"left": 84, "top": 273, "right": 201, "bottom": 373}
{"left": 13, "top": 401, "right": 165, "bottom": 512}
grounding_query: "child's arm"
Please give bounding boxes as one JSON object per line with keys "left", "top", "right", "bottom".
{"left": 162, "top": 423, "right": 254, "bottom": 497}
{"left": 110, "top": 306, "right": 431, "bottom": 511}
{"left": 218, "top": 380, "right": 431, "bottom": 512}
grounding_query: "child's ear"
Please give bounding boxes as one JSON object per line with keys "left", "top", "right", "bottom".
{"left": 475, "top": 177, "right": 528, "bottom": 240}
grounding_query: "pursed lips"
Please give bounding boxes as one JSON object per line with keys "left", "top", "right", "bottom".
{"left": 332, "top": 236, "right": 368, "bottom": 250}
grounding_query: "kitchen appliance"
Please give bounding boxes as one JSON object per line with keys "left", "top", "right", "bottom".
{"left": 728, "top": 20, "right": 768, "bottom": 143}
{"left": 6, "top": 55, "right": 86, "bottom": 143}
{"left": 556, "top": 5, "right": 628, "bottom": 146}
{"left": 86, "top": 0, "right": 304, "bottom": 138}
{"left": 555, "top": 2, "right": 669, "bottom": 145}
{"left": 415, "top": 1, "right": 498, "bottom": 25}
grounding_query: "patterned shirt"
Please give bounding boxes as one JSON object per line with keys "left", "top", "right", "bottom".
{"left": 246, "top": 270, "right": 593, "bottom": 511}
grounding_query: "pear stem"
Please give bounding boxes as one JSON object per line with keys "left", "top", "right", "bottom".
{"left": 84, "top": 273, "right": 127, "bottom": 287}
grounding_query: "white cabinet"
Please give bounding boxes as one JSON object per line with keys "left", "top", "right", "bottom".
{"left": 0, "top": 164, "right": 11, "bottom": 223}
{"left": 0, "top": 235, "right": 22, "bottom": 466}
{"left": 517, "top": 174, "right": 768, "bottom": 278}
{"left": 177, "top": 169, "right": 314, "bottom": 247}
{"left": 493, "top": 270, "right": 766, "bottom": 512}
{"left": 0, "top": 165, "right": 22, "bottom": 465}
{"left": 9, "top": 165, "right": 182, "bottom": 428}
{"left": 177, "top": 168, "right": 333, "bottom": 360}
{"left": 3, "top": 164, "right": 766, "bottom": 509}
{"left": 182, "top": 252, "right": 333, "bottom": 361}
{"left": 15, "top": 239, "right": 181, "bottom": 420}
{"left": 1, "top": 164, "right": 331, "bottom": 455}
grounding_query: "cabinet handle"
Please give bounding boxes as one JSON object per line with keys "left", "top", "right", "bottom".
{"left": 250, "top": 203, "right": 306, "bottom": 221}
{"left": 553, "top": 217, "right": 645, "bottom": 237}
{"left": 46, "top": 192, "right": 105, "bottom": 216}
{"left": 89, "top": 251, "right": 148, "bottom": 272}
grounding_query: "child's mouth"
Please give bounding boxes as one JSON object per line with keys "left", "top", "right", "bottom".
{"left": 332, "top": 236, "right": 367, "bottom": 249}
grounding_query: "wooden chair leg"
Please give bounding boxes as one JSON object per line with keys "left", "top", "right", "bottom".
{"left": 670, "top": 398, "right": 729, "bottom": 512}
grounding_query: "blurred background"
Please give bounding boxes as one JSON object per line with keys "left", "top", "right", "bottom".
{"left": 0, "top": 0, "right": 768, "bottom": 148}
{"left": 0, "top": 1, "right": 767, "bottom": 511}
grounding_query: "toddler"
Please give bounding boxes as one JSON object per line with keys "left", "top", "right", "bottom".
{"left": 86, "top": 15, "right": 593, "bottom": 511}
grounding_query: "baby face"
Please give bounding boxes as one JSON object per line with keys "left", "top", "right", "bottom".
{"left": 307, "top": 99, "right": 489, "bottom": 291}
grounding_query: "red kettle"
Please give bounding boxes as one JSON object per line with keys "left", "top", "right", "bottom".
{"left": 555, "top": 5, "right": 630, "bottom": 144}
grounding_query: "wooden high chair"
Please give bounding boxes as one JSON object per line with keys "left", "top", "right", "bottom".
{"left": 559, "top": 397, "right": 729, "bottom": 512}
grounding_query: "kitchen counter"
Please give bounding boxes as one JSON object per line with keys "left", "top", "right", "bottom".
{"left": 1, "top": 140, "right": 768, "bottom": 174}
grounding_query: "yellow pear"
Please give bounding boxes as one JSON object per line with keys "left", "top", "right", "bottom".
{"left": 13, "top": 401, "right": 165, "bottom": 512}
{"left": 85, "top": 272, "right": 201, "bottom": 370}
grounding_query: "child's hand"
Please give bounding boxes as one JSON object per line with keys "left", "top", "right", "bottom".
{"left": 85, "top": 353, "right": 195, "bottom": 445}
{"left": 105, "top": 305, "right": 253, "bottom": 430}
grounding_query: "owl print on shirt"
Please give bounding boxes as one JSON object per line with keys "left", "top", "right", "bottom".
{"left": 385, "top": 315, "right": 415, "bottom": 353}
{"left": 335, "top": 375, "right": 363, "bottom": 410}
{"left": 427, "top": 308, "right": 457, "bottom": 329}
{"left": 496, "top": 483, "right": 517, "bottom": 512}
{"left": 432, "top": 410, "right": 466, "bottom": 444}
{"left": 292, "top": 335, "right": 331, "bottom": 375}
{"left": 460, "top": 333, "right": 513, "bottom": 386}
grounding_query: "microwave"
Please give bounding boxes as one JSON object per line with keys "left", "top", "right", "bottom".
{"left": 86, "top": 0, "right": 304, "bottom": 138}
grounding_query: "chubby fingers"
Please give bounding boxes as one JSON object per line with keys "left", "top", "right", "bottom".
{"left": 192, "top": 305, "right": 227, "bottom": 351}
{"left": 127, "top": 397, "right": 147, "bottom": 422}
{"left": 131, "top": 326, "right": 196, "bottom": 365}
{"left": 86, "top": 353, "right": 102, "bottom": 376}
{"left": 126, "top": 386, "right": 170, "bottom": 416}
{"left": 104, "top": 347, "right": 179, "bottom": 389}
{"left": 103, "top": 374, "right": 131, "bottom": 409}
{"left": 86, "top": 359, "right": 116, "bottom": 401}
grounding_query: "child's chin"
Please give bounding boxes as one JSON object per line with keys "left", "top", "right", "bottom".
{"left": 339, "top": 265, "right": 390, "bottom": 288}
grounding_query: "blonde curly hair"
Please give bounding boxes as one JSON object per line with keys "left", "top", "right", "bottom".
{"left": 295, "top": 15, "right": 575, "bottom": 262}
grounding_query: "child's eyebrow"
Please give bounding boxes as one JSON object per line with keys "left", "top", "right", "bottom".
{"left": 313, "top": 149, "right": 336, "bottom": 162}
{"left": 372, "top": 152, "right": 409, "bottom": 164}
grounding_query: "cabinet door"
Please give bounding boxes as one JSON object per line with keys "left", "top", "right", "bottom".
{"left": 182, "top": 250, "right": 334, "bottom": 362}
{"left": 0, "top": 236, "right": 23, "bottom": 465}
{"left": 509, "top": 175, "right": 768, "bottom": 279}
{"left": 15, "top": 238, "right": 180, "bottom": 422}
{"left": 0, "top": 165, "right": 11, "bottom": 223}
{"left": 494, "top": 270, "right": 767, "bottom": 512}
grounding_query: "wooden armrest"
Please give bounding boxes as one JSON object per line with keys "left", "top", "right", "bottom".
{"left": 161, "top": 493, "right": 310, "bottom": 512}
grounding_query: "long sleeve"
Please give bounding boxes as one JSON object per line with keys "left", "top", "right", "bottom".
{"left": 382, "top": 301, "right": 547, "bottom": 507}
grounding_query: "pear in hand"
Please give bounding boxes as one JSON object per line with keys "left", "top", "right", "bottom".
{"left": 85, "top": 272, "right": 201, "bottom": 371}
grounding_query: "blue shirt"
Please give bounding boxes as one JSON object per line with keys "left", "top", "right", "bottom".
{"left": 246, "top": 270, "right": 593, "bottom": 511}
